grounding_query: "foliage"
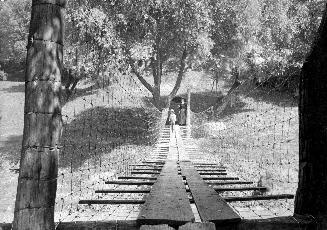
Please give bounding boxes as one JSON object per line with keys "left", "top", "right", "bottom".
{"left": 65, "top": 2, "right": 125, "bottom": 85}
{"left": 0, "top": 67, "right": 8, "bottom": 81}
{"left": 209, "top": 0, "right": 325, "bottom": 93}
{"left": 0, "top": 0, "right": 30, "bottom": 65}
{"left": 0, "top": 0, "right": 324, "bottom": 94}
{"left": 105, "top": 0, "right": 214, "bottom": 105}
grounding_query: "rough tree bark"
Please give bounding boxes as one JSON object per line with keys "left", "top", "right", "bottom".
{"left": 167, "top": 46, "right": 188, "bottom": 106}
{"left": 13, "top": 0, "right": 66, "bottom": 229}
{"left": 294, "top": 3, "right": 327, "bottom": 226}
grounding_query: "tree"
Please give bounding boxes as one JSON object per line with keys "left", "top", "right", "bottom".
{"left": 0, "top": 0, "right": 30, "bottom": 65}
{"left": 294, "top": 2, "right": 327, "bottom": 228}
{"left": 110, "top": 0, "right": 213, "bottom": 107}
{"left": 13, "top": 0, "right": 66, "bottom": 229}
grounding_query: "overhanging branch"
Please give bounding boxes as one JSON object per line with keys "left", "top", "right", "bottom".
{"left": 128, "top": 57, "right": 154, "bottom": 94}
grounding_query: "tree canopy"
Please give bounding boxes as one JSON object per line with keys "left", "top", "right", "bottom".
{"left": 0, "top": 0, "right": 325, "bottom": 102}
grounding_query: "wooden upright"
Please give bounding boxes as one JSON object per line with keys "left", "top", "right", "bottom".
{"left": 13, "top": 1, "right": 66, "bottom": 229}
{"left": 295, "top": 3, "right": 327, "bottom": 226}
{"left": 186, "top": 89, "right": 191, "bottom": 126}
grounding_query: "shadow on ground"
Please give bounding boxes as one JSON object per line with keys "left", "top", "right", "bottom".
{"left": 1, "top": 83, "right": 25, "bottom": 93}
{"left": 60, "top": 106, "right": 161, "bottom": 169}
{"left": 244, "top": 88, "right": 298, "bottom": 107}
{"left": 145, "top": 90, "right": 221, "bottom": 112}
{"left": 0, "top": 135, "right": 22, "bottom": 165}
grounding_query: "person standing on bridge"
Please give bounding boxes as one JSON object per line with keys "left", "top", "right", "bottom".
{"left": 169, "top": 109, "right": 177, "bottom": 133}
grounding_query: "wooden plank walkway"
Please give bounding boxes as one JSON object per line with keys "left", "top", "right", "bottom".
{"left": 180, "top": 161, "right": 241, "bottom": 224}
{"left": 137, "top": 160, "right": 195, "bottom": 227}
{"left": 77, "top": 121, "right": 294, "bottom": 228}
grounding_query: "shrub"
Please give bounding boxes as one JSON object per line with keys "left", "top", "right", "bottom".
{"left": 0, "top": 68, "right": 8, "bottom": 81}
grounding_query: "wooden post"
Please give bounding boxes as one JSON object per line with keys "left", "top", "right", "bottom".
{"left": 13, "top": 0, "right": 66, "bottom": 229}
{"left": 295, "top": 3, "right": 327, "bottom": 227}
{"left": 186, "top": 89, "right": 191, "bottom": 126}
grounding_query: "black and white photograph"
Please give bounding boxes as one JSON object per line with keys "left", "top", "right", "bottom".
{"left": 0, "top": 0, "right": 326, "bottom": 229}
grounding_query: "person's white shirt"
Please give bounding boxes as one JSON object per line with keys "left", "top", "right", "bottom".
{"left": 169, "top": 113, "right": 176, "bottom": 123}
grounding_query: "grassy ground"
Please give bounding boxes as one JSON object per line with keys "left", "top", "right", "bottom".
{"left": 0, "top": 81, "right": 24, "bottom": 223}
{"left": 0, "top": 75, "right": 163, "bottom": 223}
{"left": 190, "top": 85, "right": 298, "bottom": 218}
{"left": 0, "top": 69, "right": 299, "bottom": 222}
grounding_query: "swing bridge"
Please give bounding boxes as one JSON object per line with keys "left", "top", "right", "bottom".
{"left": 0, "top": 73, "right": 309, "bottom": 230}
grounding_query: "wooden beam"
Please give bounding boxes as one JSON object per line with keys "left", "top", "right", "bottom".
{"left": 202, "top": 177, "right": 239, "bottom": 181}
{"left": 105, "top": 181, "right": 155, "bottom": 185}
{"left": 132, "top": 167, "right": 162, "bottom": 171}
{"left": 95, "top": 189, "right": 151, "bottom": 193}
{"left": 213, "top": 187, "right": 267, "bottom": 192}
{"left": 179, "top": 222, "right": 216, "bottom": 230}
{"left": 79, "top": 200, "right": 145, "bottom": 205}
{"left": 56, "top": 220, "right": 139, "bottom": 230}
{"left": 133, "top": 168, "right": 162, "bottom": 171}
{"left": 199, "top": 172, "right": 228, "bottom": 175}
{"left": 130, "top": 164, "right": 163, "bottom": 167}
{"left": 180, "top": 162, "right": 241, "bottom": 224}
{"left": 140, "top": 225, "right": 175, "bottom": 230}
{"left": 2, "top": 217, "right": 312, "bottom": 230}
{"left": 223, "top": 194, "right": 294, "bottom": 202}
{"left": 196, "top": 169, "right": 226, "bottom": 172}
{"left": 117, "top": 176, "right": 157, "bottom": 180}
{"left": 207, "top": 181, "right": 253, "bottom": 185}
{"left": 137, "top": 160, "right": 194, "bottom": 227}
{"left": 143, "top": 161, "right": 165, "bottom": 164}
{"left": 195, "top": 166, "right": 227, "bottom": 169}
{"left": 131, "top": 171, "right": 160, "bottom": 175}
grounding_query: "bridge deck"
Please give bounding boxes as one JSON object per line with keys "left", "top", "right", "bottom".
{"left": 77, "top": 124, "right": 294, "bottom": 228}
{"left": 137, "top": 160, "right": 194, "bottom": 227}
{"left": 180, "top": 161, "right": 241, "bottom": 224}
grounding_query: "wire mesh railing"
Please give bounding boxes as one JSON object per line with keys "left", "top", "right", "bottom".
{"left": 54, "top": 71, "right": 166, "bottom": 223}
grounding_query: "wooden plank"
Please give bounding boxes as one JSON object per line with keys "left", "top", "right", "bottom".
{"left": 137, "top": 160, "right": 194, "bottom": 227}
{"left": 132, "top": 167, "right": 162, "bottom": 171}
{"left": 207, "top": 181, "right": 253, "bottom": 185}
{"left": 55, "top": 220, "right": 139, "bottom": 230}
{"left": 105, "top": 181, "right": 155, "bottom": 185}
{"left": 131, "top": 171, "right": 160, "bottom": 175}
{"left": 130, "top": 164, "right": 163, "bottom": 167}
{"left": 180, "top": 162, "right": 241, "bottom": 224}
{"left": 79, "top": 200, "right": 145, "bottom": 205}
{"left": 214, "top": 187, "right": 267, "bottom": 192}
{"left": 118, "top": 176, "right": 157, "bottom": 180}
{"left": 202, "top": 177, "right": 239, "bottom": 180}
{"left": 9, "top": 217, "right": 311, "bottom": 230}
{"left": 140, "top": 225, "right": 175, "bottom": 230}
{"left": 143, "top": 161, "right": 165, "bottom": 164}
{"left": 179, "top": 222, "right": 216, "bottom": 230}
{"left": 179, "top": 170, "right": 227, "bottom": 174}
{"left": 193, "top": 163, "right": 220, "bottom": 166}
{"left": 133, "top": 168, "right": 162, "bottom": 171}
{"left": 223, "top": 194, "right": 294, "bottom": 202}
{"left": 199, "top": 172, "right": 228, "bottom": 175}
{"left": 195, "top": 166, "right": 227, "bottom": 169}
{"left": 196, "top": 169, "right": 226, "bottom": 172}
{"left": 95, "top": 189, "right": 151, "bottom": 193}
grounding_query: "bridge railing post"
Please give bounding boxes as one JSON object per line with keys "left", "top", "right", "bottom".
{"left": 186, "top": 89, "right": 191, "bottom": 126}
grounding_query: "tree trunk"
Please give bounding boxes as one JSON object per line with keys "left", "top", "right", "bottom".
{"left": 152, "top": 85, "right": 161, "bottom": 108}
{"left": 294, "top": 3, "right": 327, "bottom": 225}
{"left": 13, "top": 1, "right": 66, "bottom": 229}
{"left": 167, "top": 46, "right": 187, "bottom": 105}
{"left": 151, "top": 42, "right": 162, "bottom": 108}
{"left": 128, "top": 56, "right": 154, "bottom": 95}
